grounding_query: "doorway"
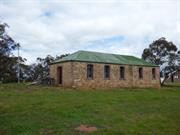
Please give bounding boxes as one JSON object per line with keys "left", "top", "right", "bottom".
{"left": 57, "top": 67, "right": 62, "bottom": 84}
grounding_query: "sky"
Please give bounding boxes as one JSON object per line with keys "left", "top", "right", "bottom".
{"left": 0, "top": 0, "right": 180, "bottom": 64}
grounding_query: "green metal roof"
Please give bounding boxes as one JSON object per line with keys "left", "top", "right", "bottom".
{"left": 52, "top": 50, "right": 158, "bottom": 67}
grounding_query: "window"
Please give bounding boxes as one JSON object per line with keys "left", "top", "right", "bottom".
{"left": 152, "top": 68, "right": 156, "bottom": 79}
{"left": 120, "top": 66, "right": 125, "bottom": 80}
{"left": 139, "top": 67, "right": 143, "bottom": 79}
{"left": 87, "top": 64, "right": 93, "bottom": 79}
{"left": 104, "top": 65, "right": 110, "bottom": 79}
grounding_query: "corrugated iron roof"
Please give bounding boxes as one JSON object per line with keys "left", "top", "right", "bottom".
{"left": 52, "top": 50, "right": 158, "bottom": 67}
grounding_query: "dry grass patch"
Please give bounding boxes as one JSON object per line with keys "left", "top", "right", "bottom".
{"left": 75, "top": 124, "right": 97, "bottom": 133}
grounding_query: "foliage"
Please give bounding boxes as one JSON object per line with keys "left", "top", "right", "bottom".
{"left": 28, "top": 55, "right": 54, "bottom": 81}
{"left": 0, "top": 22, "right": 28, "bottom": 82}
{"left": 0, "top": 23, "right": 18, "bottom": 56}
{"left": 55, "top": 53, "right": 69, "bottom": 60}
{"left": 27, "top": 54, "right": 69, "bottom": 81}
{"left": 142, "top": 37, "right": 179, "bottom": 84}
{"left": 0, "top": 21, "right": 70, "bottom": 83}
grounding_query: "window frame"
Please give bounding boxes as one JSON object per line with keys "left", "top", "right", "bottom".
{"left": 138, "top": 67, "right": 143, "bottom": 79}
{"left": 120, "top": 66, "right": 125, "bottom": 80}
{"left": 87, "top": 64, "right": 93, "bottom": 79}
{"left": 104, "top": 65, "right": 110, "bottom": 79}
{"left": 152, "top": 68, "right": 156, "bottom": 80}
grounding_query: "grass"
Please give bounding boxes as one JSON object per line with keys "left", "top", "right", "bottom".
{"left": 0, "top": 83, "right": 180, "bottom": 135}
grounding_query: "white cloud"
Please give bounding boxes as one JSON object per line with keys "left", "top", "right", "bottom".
{"left": 0, "top": 0, "right": 179, "bottom": 63}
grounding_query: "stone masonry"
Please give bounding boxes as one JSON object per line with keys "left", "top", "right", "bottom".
{"left": 49, "top": 61, "right": 160, "bottom": 88}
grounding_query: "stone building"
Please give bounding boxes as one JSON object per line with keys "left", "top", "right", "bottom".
{"left": 50, "top": 50, "right": 160, "bottom": 88}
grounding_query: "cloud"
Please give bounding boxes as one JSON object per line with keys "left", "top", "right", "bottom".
{"left": 0, "top": 0, "right": 179, "bottom": 64}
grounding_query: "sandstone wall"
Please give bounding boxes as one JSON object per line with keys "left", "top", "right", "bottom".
{"left": 49, "top": 62, "right": 73, "bottom": 87}
{"left": 132, "top": 66, "right": 160, "bottom": 87}
{"left": 72, "top": 62, "right": 160, "bottom": 88}
{"left": 50, "top": 61, "right": 160, "bottom": 88}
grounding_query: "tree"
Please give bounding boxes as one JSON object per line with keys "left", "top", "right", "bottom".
{"left": 36, "top": 55, "right": 55, "bottom": 80}
{"left": 27, "top": 54, "right": 70, "bottom": 82}
{"left": 55, "top": 53, "right": 69, "bottom": 60}
{"left": 142, "top": 37, "right": 179, "bottom": 85}
{"left": 26, "top": 56, "right": 53, "bottom": 81}
{"left": 1, "top": 21, "right": 70, "bottom": 83}
{"left": 11, "top": 56, "right": 29, "bottom": 82}
{"left": 0, "top": 22, "right": 21, "bottom": 82}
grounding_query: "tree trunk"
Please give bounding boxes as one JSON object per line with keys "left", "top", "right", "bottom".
{"left": 161, "top": 77, "right": 167, "bottom": 86}
{"left": 171, "top": 75, "right": 174, "bottom": 82}
{"left": 160, "top": 70, "right": 177, "bottom": 85}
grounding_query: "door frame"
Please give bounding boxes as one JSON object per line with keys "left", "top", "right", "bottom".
{"left": 57, "top": 66, "right": 63, "bottom": 85}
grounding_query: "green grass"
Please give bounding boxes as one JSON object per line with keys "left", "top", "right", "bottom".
{"left": 0, "top": 83, "right": 180, "bottom": 135}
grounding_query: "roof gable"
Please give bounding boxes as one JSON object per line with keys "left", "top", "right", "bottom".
{"left": 52, "top": 50, "right": 158, "bottom": 67}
